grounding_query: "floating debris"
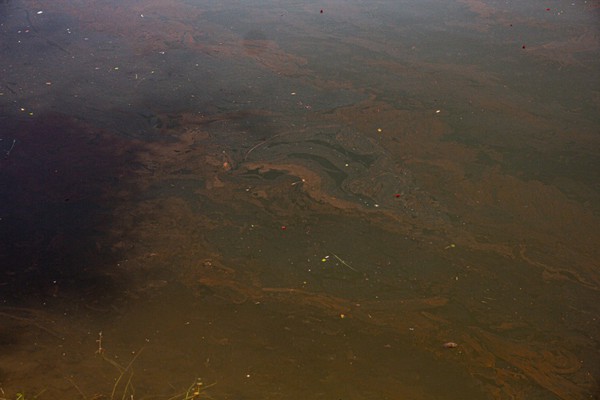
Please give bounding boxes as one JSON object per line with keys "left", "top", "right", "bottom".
{"left": 443, "top": 342, "right": 459, "bottom": 349}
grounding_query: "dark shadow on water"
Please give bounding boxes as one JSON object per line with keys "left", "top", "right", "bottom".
{"left": 0, "top": 112, "right": 136, "bottom": 309}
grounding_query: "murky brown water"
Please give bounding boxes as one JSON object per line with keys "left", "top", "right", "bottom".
{"left": 1, "top": 0, "right": 599, "bottom": 399}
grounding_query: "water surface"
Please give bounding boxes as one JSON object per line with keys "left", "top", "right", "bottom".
{"left": 1, "top": 0, "right": 599, "bottom": 398}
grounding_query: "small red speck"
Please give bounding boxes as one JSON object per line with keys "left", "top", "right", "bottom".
{"left": 546, "top": 8, "right": 550, "bottom": 11}
{"left": 394, "top": 194, "right": 401, "bottom": 198}
{"left": 522, "top": 45, "right": 526, "bottom": 49}
{"left": 281, "top": 225, "right": 287, "bottom": 230}
{"left": 320, "top": 9, "right": 323, "bottom": 14}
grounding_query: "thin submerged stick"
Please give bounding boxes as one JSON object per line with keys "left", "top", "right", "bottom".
{"left": 120, "top": 371, "right": 135, "bottom": 400}
{"left": 331, "top": 253, "right": 359, "bottom": 272}
{"left": 108, "top": 348, "right": 144, "bottom": 400}
{"left": 0, "top": 311, "right": 62, "bottom": 338}
{"left": 66, "top": 378, "right": 87, "bottom": 399}
{"left": 6, "top": 139, "right": 16, "bottom": 157}
{"left": 244, "top": 133, "right": 282, "bottom": 160}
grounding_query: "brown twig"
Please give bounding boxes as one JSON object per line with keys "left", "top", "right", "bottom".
{"left": 95, "top": 331, "right": 105, "bottom": 355}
